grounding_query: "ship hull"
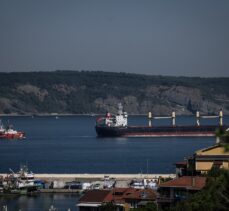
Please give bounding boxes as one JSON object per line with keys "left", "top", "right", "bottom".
{"left": 0, "top": 132, "right": 25, "bottom": 139}
{"left": 95, "top": 125, "right": 227, "bottom": 137}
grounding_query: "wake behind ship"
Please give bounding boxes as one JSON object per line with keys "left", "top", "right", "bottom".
{"left": 95, "top": 104, "right": 228, "bottom": 137}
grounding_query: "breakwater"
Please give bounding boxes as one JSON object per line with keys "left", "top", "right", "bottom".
{"left": 0, "top": 173, "right": 175, "bottom": 181}
{"left": 0, "top": 173, "right": 175, "bottom": 194}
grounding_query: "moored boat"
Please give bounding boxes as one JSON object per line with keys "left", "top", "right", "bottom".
{"left": 3, "top": 165, "right": 39, "bottom": 195}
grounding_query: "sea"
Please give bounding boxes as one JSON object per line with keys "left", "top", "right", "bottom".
{"left": 0, "top": 115, "right": 228, "bottom": 210}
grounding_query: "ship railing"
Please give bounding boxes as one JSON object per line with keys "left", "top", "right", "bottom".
{"left": 148, "top": 110, "right": 224, "bottom": 127}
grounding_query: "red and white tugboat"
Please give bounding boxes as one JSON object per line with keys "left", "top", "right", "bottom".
{"left": 0, "top": 120, "right": 25, "bottom": 139}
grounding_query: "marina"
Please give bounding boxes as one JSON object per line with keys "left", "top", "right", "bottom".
{"left": 0, "top": 168, "right": 174, "bottom": 211}
{"left": 0, "top": 172, "right": 175, "bottom": 193}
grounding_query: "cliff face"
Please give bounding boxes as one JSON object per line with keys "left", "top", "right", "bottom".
{"left": 94, "top": 85, "right": 228, "bottom": 115}
{"left": 0, "top": 71, "right": 228, "bottom": 115}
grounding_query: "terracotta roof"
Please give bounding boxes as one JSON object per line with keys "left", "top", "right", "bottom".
{"left": 79, "top": 188, "right": 157, "bottom": 204}
{"left": 79, "top": 190, "right": 110, "bottom": 203}
{"left": 159, "top": 176, "right": 206, "bottom": 190}
{"left": 104, "top": 188, "right": 126, "bottom": 204}
{"left": 123, "top": 188, "right": 157, "bottom": 200}
{"left": 104, "top": 188, "right": 157, "bottom": 203}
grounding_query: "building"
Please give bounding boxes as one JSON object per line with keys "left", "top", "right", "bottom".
{"left": 77, "top": 188, "right": 157, "bottom": 211}
{"left": 78, "top": 190, "right": 110, "bottom": 211}
{"left": 157, "top": 176, "right": 206, "bottom": 208}
{"left": 174, "top": 161, "right": 188, "bottom": 177}
{"left": 175, "top": 145, "right": 229, "bottom": 176}
{"left": 194, "top": 145, "right": 229, "bottom": 174}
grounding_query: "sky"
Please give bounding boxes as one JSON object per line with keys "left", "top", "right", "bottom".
{"left": 0, "top": 0, "right": 229, "bottom": 77}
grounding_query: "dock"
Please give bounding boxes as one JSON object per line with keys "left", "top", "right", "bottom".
{"left": 0, "top": 173, "right": 175, "bottom": 181}
{"left": 34, "top": 173, "right": 175, "bottom": 180}
{"left": 0, "top": 173, "right": 175, "bottom": 193}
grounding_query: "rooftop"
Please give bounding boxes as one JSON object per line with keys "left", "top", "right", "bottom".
{"left": 159, "top": 176, "right": 206, "bottom": 190}
{"left": 79, "top": 188, "right": 157, "bottom": 204}
{"left": 79, "top": 190, "right": 110, "bottom": 203}
{"left": 195, "top": 145, "right": 229, "bottom": 156}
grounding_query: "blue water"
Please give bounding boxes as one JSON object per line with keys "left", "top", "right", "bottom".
{"left": 0, "top": 193, "right": 79, "bottom": 211}
{"left": 0, "top": 115, "right": 228, "bottom": 210}
{"left": 0, "top": 115, "right": 227, "bottom": 174}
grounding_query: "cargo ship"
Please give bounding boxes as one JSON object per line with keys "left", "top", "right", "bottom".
{"left": 95, "top": 104, "right": 227, "bottom": 137}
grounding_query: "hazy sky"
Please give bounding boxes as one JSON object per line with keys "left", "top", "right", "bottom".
{"left": 0, "top": 0, "right": 229, "bottom": 76}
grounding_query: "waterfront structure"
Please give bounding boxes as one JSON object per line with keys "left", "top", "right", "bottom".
{"left": 174, "top": 144, "right": 229, "bottom": 176}
{"left": 174, "top": 161, "right": 188, "bottom": 177}
{"left": 78, "top": 188, "right": 157, "bottom": 211}
{"left": 194, "top": 145, "right": 229, "bottom": 174}
{"left": 157, "top": 176, "right": 206, "bottom": 208}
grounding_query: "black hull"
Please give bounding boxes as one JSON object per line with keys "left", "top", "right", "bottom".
{"left": 95, "top": 125, "right": 227, "bottom": 137}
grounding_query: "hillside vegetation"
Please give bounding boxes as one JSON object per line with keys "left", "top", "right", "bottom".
{"left": 0, "top": 71, "right": 229, "bottom": 115}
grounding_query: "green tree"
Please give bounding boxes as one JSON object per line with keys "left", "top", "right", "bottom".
{"left": 170, "top": 169, "right": 229, "bottom": 211}
{"left": 100, "top": 202, "right": 119, "bottom": 211}
{"left": 216, "top": 128, "right": 229, "bottom": 151}
{"left": 131, "top": 202, "right": 158, "bottom": 211}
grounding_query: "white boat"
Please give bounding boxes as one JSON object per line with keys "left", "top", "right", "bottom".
{"left": 130, "top": 179, "right": 145, "bottom": 189}
{"left": 16, "top": 165, "right": 35, "bottom": 188}
{"left": 5, "top": 165, "right": 38, "bottom": 194}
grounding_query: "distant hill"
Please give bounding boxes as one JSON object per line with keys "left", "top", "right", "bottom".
{"left": 0, "top": 71, "right": 229, "bottom": 115}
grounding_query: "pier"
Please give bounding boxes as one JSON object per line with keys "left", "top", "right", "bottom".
{"left": 34, "top": 173, "right": 175, "bottom": 180}
{"left": 0, "top": 173, "right": 175, "bottom": 181}
{"left": 0, "top": 173, "right": 175, "bottom": 194}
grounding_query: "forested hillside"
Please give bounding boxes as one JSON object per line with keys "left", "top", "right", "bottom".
{"left": 0, "top": 71, "right": 228, "bottom": 115}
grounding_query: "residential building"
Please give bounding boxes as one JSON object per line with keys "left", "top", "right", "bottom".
{"left": 194, "top": 145, "right": 229, "bottom": 174}
{"left": 157, "top": 176, "right": 206, "bottom": 208}
{"left": 77, "top": 188, "right": 157, "bottom": 211}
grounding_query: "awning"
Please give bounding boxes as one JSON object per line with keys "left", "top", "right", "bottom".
{"left": 77, "top": 203, "right": 101, "bottom": 207}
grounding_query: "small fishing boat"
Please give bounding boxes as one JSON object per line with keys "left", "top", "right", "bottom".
{"left": 3, "top": 165, "right": 38, "bottom": 195}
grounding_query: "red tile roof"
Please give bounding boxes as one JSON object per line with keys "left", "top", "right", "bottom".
{"left": 79, "top": 190, "right": 110, "bottom": 203}
{"left": 159, "top": 176, "right": 206, "bottom": 190}
{"left": 79, "top": 188, "right": 157, "bottom": 204}
{"left": 123, "top": 188, "right": 157, "bottom": 200}
{"left": 104, "top": 188, "right": 157, "bottom": 203}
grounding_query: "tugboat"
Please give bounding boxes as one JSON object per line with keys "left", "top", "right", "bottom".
{"left": 0, "top": 120, "right": 25, "bottom": 139}
{"left": 95, "top": 104, "right": 228, "bottom": 137}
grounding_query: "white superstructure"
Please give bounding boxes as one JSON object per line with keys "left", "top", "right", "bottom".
{"left": 102, "top": 103, "right": 128, "bottom": 127}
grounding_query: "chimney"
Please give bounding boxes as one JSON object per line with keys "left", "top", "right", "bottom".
{"left": 192, "top": 177, "right": 196, "bottom": 187}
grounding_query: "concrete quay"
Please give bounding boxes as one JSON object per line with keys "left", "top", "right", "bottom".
{"left": 39, "top": 189, "right": 81, "bottom": 193}
{"left": 0, "top": 173, "right": 175, "bottom": 181}
{"left": 33, "top": 173, "right": 175, "bottom": 181}
{"left": 0, "top": 173, "right": 176, "bottom": 193}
